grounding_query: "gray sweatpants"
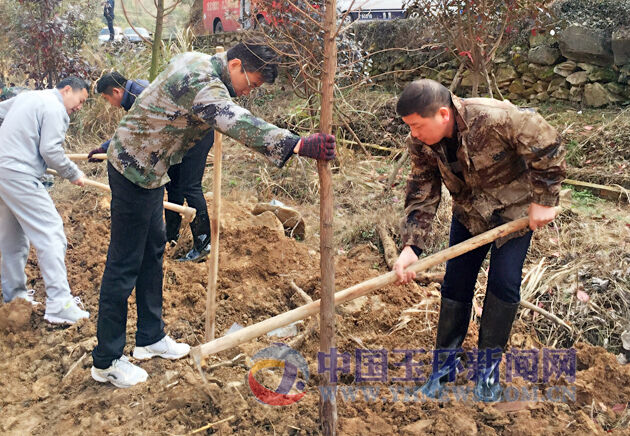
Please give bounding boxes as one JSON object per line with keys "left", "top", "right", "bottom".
{"left": 0, "top": 172, "right": 73, "bottom": 312}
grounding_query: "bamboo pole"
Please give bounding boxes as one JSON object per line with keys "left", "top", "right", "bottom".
{"left": 190, "top": 215, "right": 535, "bottom": 360}
{"left": 319, "top": 0, "right": 338, "bottom": 432}
{"left": 46, "top": 169, "right": 196, "bottom": 220}
{"left": 206, "top": 46, "right": 225, "bottom": 342}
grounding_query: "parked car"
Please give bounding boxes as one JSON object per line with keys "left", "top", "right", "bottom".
{"left": 98, "top": 26, "right": 124, "bottom": 44}
{"left": 123, "top": 27, "right": 152, "bottom": 43}
{"left": 338, "top": 0, "right": 405, "bottom": 22}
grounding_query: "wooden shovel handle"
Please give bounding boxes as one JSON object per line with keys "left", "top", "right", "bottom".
{"left": 45, "top": 169, "right": 196, "bottom": 221}
{"left": 190, "top": 211, "right": 560, "bottom": 360}
{"left": 66, "top": 153, "right": 108, "bottom": 161}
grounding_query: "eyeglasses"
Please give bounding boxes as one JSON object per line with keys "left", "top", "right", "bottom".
{"left": 243, "top": 69, "right": 264, "bottom": 92}
{"left": 244, "top": 69, "right": 253, "bottom": 89}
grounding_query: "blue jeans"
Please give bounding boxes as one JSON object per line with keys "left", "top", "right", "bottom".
{"left": 92, "top": 163, "right": 166, "bottom": 369}
{"left": 441, "top": 216, "right": 532, "bottom": 304}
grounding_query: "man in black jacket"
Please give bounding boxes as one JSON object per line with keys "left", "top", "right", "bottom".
{"left": 91, "top": 72, "right": 214, "bottom": 262}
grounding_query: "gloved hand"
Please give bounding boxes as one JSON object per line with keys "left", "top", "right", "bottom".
{"left": 297, "top": 133, "right": 336, "bottom": 161}
{"left": 88, "top": 142, "right": 108, "bottom": 162}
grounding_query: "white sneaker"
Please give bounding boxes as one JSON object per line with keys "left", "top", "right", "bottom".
{"left": 11, "top": 289, "right": 41, "bottom": 307}
{"left": 133, "top": 335, "right": 190, "bottom": 360}
{"left": 91, "top": 355, "right": 148, "bottom": 388}
{"left": 44, "top": 297, "right": 89, "bottom": 324}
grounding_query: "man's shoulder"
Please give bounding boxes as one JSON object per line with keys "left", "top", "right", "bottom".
{"left": 460, "top": 97, "right": 528, "bottom": 127}
{"left": 170, "top": 52, "right": 214, "bottom": 70}
{"left": 461, "top": 97, "right": 518, "bottom": 115}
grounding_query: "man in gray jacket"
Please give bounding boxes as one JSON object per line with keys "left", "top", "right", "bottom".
{"left": 0, "top": 77, "right": 90, "bottom": 324}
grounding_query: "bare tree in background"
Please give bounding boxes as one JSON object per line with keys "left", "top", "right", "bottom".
{"left": 249, "top": 1, "right": 366, "bottom": 129}
{"left": 120, "top": 0, "right": 183, "bottom": 80}
{"left": 404, "top": 0, "right": 553, "bottom": 97}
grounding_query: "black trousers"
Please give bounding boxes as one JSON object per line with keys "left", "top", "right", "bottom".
{"left": 164, "top": 133, "right": 214, "bottom": 241}
{"left": 441, "top": 216, "right": 533, "bottom": 304}
{"left": 92, "top": 163, "right": 166, "bottom": 369}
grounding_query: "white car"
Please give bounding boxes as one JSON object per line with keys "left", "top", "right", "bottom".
{"left": 98, "top": 26, "right": 124, "bottom": 44}
{"left": 123, "top": 27, "right": 152, "bottom": 43}
{"left": 338, "top": 0, "right": 405, "bottom": 22}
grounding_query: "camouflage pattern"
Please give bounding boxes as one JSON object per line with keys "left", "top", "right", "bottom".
{"left": 401, "top": 95, "right": 566, "bottom": 249}
{"left": 0, "top": 86, "right": 28, "bottom": 102}
{"left": 108, "top": 51, "right": 300, "bottom": 189}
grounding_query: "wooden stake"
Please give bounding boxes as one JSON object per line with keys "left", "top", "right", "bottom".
{"left": 563, "top": 178, "right": 629, "bottom": 202}
{"left": 190, "top": 215, "right": 534, "bottom": 360}
{"left": 206, "top": 46, "right": 225, "bottom": 342}
{"left": 45, "top": 169, "right": 196, "bottom": 221}
{"left": 319, "top": 0, "right": 338, "bottom": 432}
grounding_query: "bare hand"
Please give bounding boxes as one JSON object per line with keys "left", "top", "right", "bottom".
{"left": 72, "top": 176, "right": 86, "bottom": 187}
{"left": 393, "top": 245, "right": 419, "bottom": 285}
{"left": 528, "top": 202, "right": 557, "bottom": 231}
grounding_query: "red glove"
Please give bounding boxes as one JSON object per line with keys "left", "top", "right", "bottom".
{"left": 298, "top": 133, "right": 336, "bottom": 161}
{"left": 88, "top": 145, "right": 107, "bottom": 162}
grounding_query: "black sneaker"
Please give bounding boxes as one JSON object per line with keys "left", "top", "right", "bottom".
{"left": 176, "top": 242, "right": 211, "bottom": 262}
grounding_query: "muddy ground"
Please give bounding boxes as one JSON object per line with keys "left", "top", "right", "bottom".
{"left": 1, "top": 190, "right": 629, "bottom": 435}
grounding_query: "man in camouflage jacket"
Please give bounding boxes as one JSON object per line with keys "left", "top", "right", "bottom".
{"left": 91, "top": 40, "right": 336, "bottom": 388}
{"left": 392, "top": 79, "right": 566, "bottom": 402}
{"left": 90, "top": 72, "right": 215, "bottom": 262}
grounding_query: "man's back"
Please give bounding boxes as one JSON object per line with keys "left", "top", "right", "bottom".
{"left": 0, "top": 89, "right": 80, "bottom": 182}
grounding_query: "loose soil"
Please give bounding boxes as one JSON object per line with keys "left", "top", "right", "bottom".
{"left": 0, "top": 192, "right": 629, "bottom": 435}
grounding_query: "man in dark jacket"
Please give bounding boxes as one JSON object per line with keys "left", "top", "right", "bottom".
{"left": 393, "top": 79, "right": 566, "bottom": 402}
{"left": 103, "top": 0, "right": 115, "bottom": 42}
{"left": 91, "top": 72, "right": 213, "bottom": 261}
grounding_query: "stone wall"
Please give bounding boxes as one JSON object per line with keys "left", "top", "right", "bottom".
{"left": 351, "top": 18, "right": 630, "bottom": 107}
{"left": 189, "top": 8, "right": 630, "bottom": 107}
{"left": 193, "top": 32, "right": 250, "bottom": 53}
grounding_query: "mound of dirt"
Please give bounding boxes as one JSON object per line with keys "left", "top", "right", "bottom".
{"left": 0, "top": 298, "right": 33, "bottom": 332}
{"left": 0, "top": 191, "right": 628, "bottom": 435}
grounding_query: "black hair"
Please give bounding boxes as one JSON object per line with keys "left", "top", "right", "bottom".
{"left": 96, "top": 72, "right": 128, "bottom": 95}
{"left": 227, "top": 39, "right": 279, "bottom": 84}
{"left": 56, "top": 76, "right": 89, "bottom": 92}
{"left": 396, "top": 79, "right": 452, "bottom": 118}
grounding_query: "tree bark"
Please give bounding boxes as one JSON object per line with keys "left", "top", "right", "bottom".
{"left": 150, "top": 0, "right": 165, "bottom": 81}
{"left": 319, "top": 0, "right": 337, "bottom": 433}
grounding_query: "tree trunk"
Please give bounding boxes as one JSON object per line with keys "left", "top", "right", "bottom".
{"left": 471, "top": 69, "right": 480, "bottom": 97}
{"left": 188, "top": 0, "right": 204, "bottom": 35}
{"left": 150, "top": 0, "right": 165, "bottom": 81}
{"left": 482, "top": 63, "right": 493, "bottom": 99}
{"left": 319, "top": 0, "right": 337, "bottom": 433}
{"left": 449, "top": 62, "right": 465, "bottom": 93}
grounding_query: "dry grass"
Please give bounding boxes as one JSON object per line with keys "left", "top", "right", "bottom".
{"left": 520, "top": 200, "right": 630, "bottom": 353}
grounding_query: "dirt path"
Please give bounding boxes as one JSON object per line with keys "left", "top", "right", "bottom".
{"left": 0, "top": 192, "right": 628, "bottom": 435}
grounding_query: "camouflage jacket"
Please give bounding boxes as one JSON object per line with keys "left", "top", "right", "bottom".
{"left": 108, "top": 51, "right": 300, "bottom": 189}
{"left": 401, "top": 95, "right": 566, "bottom": 249}
{"left": 0, "top": 86, "right": 28, "bottom": 102}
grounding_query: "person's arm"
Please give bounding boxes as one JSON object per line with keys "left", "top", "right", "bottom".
{"left": 0, "top": 97, "right": 16, "bottom": 127}
{"left": 511, "top": 108, "right": 567, "bottom": 230}
{"left": 192, "top": 80, "right": 301, "bottom": 167}
{"left": 39, "top": 107, "right": 84, "bottom": 182}
{"left": 393, "top": 137, "right": 442, "bottom": 284}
